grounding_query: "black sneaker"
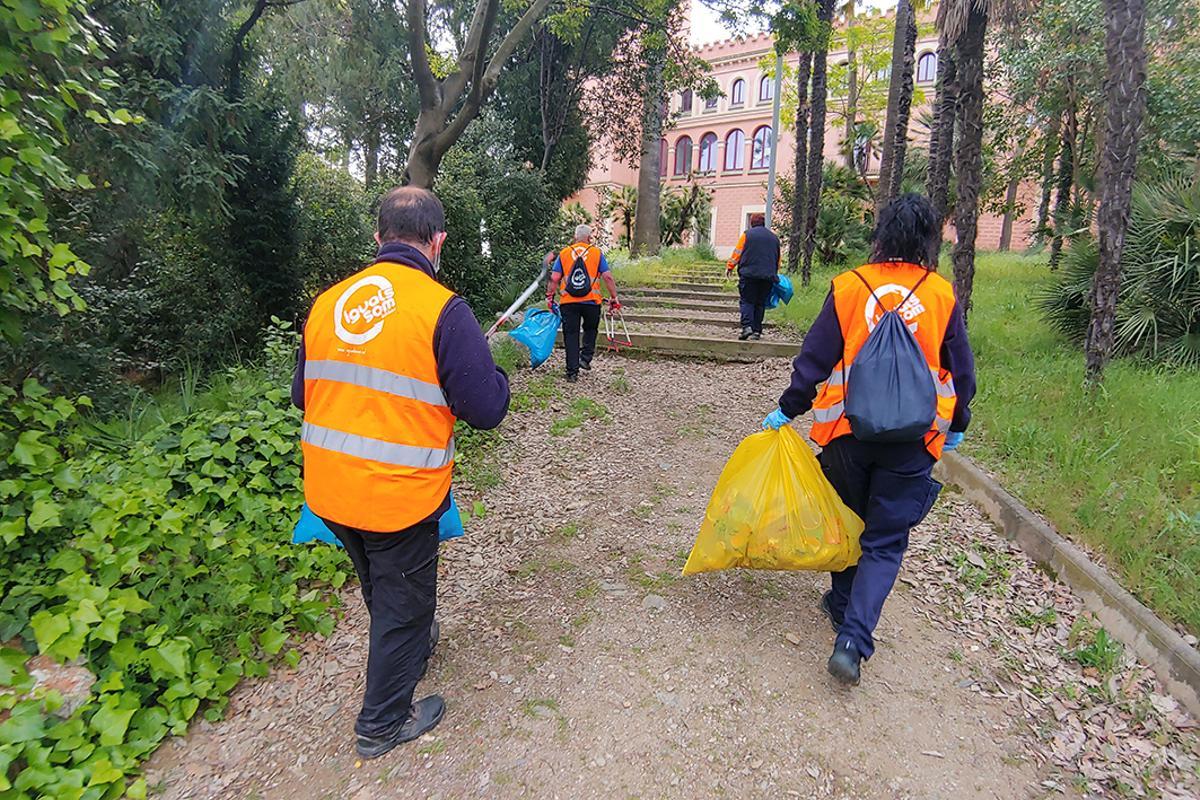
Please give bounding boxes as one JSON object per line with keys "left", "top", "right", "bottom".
{"left": 738, "top": 327, "right": 752, "bottom": 341}
{"left": 356, "top": 695, "right": 446, "bottom": 759}
{"left": 750, "top": 332, "right": 762, "bottom": 341}
{"left": 565, "top": 373, "right": 579, "bottom": 383}
{"left": 827, "top": 640, "right": 862, "bottom": 686}
{"left": 819, "top": 592, "right": 843, "bottom": 634}
{"left": 580, "top": 360, "right": 592, "bottom": 371}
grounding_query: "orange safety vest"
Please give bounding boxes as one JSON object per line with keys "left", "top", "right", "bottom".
{"left": 302, "top": 261, "right": 457, "bottom": 532}
{"left": 810, "top": 262, "right": 959, "bottom": 460}
{"left": 556, "top": 243, "right": 603, "bottom": 305}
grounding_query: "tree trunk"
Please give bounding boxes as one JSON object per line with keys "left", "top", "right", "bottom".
{"left": 876, "top": 0, "right": 915, "bottom": 210}
{"left": 404, "top": 110, "right": 448, "bottom": 189}
{"left": 1033, "top": 110, "right": 1063, "bottom": 245}
{"left": 950, "top": 3, "right": 988, "bottom": 320}
{"left": 632, "top": 47, "right": 665, "bottom": 257}
{"left": 1048, "top": 86, "right": 1078, "bottom": 269}
{"left": 788, "top": 50, "right": 814, "bottom": 275}
{"left": 802, "top": 0, "right": 837, "bottom": 283}
{"left": 363, "top": 122, "right": 381, "bottom": 188}
{"left": 1085, "top": 0, "right": 1148, "bottom": 383}
{"left": 998, "top": 165, "right": 1022, "bottom": 251}
{"left": 927, "top": 32, "right": 958, "bottom": 225}
{"left": 844, "top": 1, "right": 858, "bottom": 170}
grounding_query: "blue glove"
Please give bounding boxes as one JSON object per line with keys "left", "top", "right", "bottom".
{"left": 762, "top": 408, "right": 792, "bottom": 430}
{"left": 944, "top": 431, "right": 965, "bottom": 451}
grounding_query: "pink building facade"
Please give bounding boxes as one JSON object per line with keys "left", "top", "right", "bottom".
{"left": 571, "top": 24, "right": 1035, "bottom": 258}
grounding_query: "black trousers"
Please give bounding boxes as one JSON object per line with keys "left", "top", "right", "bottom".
{"left": 738, "top": 277, "right": 774, "bottom": 333}
{"left": 325, "top": 518, "right": 439, "bottom": 737}
{"left": 560, "top": 302, "right": 601, "bottom": 376}
{"left": 817, "top": 437, "right": 941, "bottom": 660}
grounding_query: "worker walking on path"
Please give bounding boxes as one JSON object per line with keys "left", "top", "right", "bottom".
{"left": 761, "top": 194, "right": 976, "bottom": 686}
{"left": 292, "top": 187, "right": 510, "bottom": 758}
{"left": 726, "top": 212, "right": 781, "bottom": 341}
{"left": 546, "top": 224, "right": 621, "bottom": 382}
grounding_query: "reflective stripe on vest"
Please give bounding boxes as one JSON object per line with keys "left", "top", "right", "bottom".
{"left": 810, "top": 263, "right": 959, "bottom": 459}
{"left": 305, "top": 359, "right": 448, "bottom": 407}
{"left": 302, "top": 421, "right": 454, "bottom": 469}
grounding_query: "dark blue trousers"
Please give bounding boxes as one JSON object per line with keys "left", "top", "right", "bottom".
{"left": 326, "top": 519, "right": 439, "bottom": 737}
{"left": 738, "top": 277, "right": 774, "bottom": 333}
{"left": 817, "top": 436, "right": 942, "bottom": 659}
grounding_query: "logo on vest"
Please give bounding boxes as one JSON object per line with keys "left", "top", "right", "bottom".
{"left": 334, "top": 275, "right": 396, "bottom": 345}
{"left": 864, "top": 283, "right": 925, "bottom": 334}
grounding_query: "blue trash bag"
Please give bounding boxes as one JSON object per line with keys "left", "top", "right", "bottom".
{"left": 292, "top": 493, "right": 466, "bottom": 545}
{"left": 509, "top": 307, "right": 561, "bottom": 368}
{"left": 766, "top": 274, "right": 795, "bottom": 310}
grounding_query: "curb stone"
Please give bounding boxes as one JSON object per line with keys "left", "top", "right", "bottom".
{"left": 935, "top": 451, "right": 1200, "bottom": 717}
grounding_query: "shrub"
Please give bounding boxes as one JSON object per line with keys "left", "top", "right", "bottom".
{"left": 1038, "top": 168, "right": 1200, "bottom": 367}
{"left": 291, "top": 152, "right": 375, "bottom": 296}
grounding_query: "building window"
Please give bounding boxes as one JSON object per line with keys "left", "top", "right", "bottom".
{"left": 917, "top": 52, "right": 937, "bottom": 83}
{"left": 705, "top": 94, "right": 718, "bottom": 111}
{"left": 698, "top": 132, "right": 718, "bottom": 173}
{"left": 751, "top": 126, "right": 772, "bottom": 170}
{"left": 674, "top": 136, "right": 693, "bottom": 176}
{"left": 759, "top": 75, "right": 774, "bottom": 102}
{"left": 724, "top": 129, "right": 745, "bottom": 171}
{"left": 680, "top": 89, "right": 693, "bottom": 113}
{"left": 730, "top": 78, "right": 745, "bottom": 106}
{"left": 659, "top": 138, "right": 667, "bottom": 177}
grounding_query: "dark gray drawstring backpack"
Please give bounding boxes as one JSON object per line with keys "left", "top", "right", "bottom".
{"left": 843, "top": 270, "right": 937, "bottom": 442}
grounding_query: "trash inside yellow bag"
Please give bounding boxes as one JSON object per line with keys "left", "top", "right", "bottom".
{"left": 683, "top": 427, "right": 864, "bottom": 575}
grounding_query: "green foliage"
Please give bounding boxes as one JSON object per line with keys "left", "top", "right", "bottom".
{"left": 1038, "top": 168, "right": 1200, "bottom": 367}
{"left": 660, "top": 181, "right": 712, "bottom": 247}
{"left": 291, "top": 153, "right": 376, "bottom": 293}
{"left": 0, "top": 0, "right": 125, "bottom": 342}
{"left": 773, "top": 163, "right": 872, "bottom": 269}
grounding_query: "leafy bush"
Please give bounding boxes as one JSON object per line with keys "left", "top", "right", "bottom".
{"left": 1038, "top": 168, "right": 1200, "bottom": 367}
{"left": 291, "top": 153, "right": 375, "bottom": 293}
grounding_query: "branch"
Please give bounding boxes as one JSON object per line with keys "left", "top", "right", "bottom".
{"left": 228, "top": 0, "right": 271, "bottom": 100}
{"left": 442, "top": 0, "right": 500, "bottom": 107}
{"left": 481, "top": 0, "right": 556, "bottom": 91}
{"left": 407, "top": 0, "right": 440, "bottom": 109}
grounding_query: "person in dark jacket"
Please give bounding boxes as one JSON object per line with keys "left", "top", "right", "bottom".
{"left": 726, "top": 213, "right": 781, "bottom": 341}
{"left": 761, "top": 194, "right": 977, "bottom": 687}
{"left": 292, "top": 187, "right": 510, "bottom": 758}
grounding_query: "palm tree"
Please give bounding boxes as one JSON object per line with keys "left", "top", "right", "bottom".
{"left": 876, "top": 0, "right": 919, "bottom": 211}
{"left": 1084, "top": 0, "right": 1149, "bottom": 383}
{"left": 801, "top": 0, "right": 837, "bottom": 284}
{"left": 925, "top": 20, "right": 958, "bottom": 224}
{"left": 841, "top": 1, "right": 858, "bottom": 171}
{"left": 788, "top": 50, "right": 815, "bottom": 275}
{"left": 611, "top": 185, "right": 638, "bottom": 247}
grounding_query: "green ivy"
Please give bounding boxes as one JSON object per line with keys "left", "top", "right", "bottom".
{"left": 0, "top": 374, "right": 346, "bottom": 798}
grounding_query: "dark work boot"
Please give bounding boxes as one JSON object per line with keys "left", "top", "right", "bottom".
{"left": 565, "top": 372, "right": 579, "bottom": 383}
{"left": 356, "top": 695, "right": 446, "bottom": 759}
{"left": 738, "top": 327, "right": 752, "bottom": 341}
{"left": 819, "top": 592, "right": 842, "bottom": 634}
{"left": 580, "top": 359, "right": 592, "bottom": 371}
{"left": 827, "top": 640, "right": 862, "bottom": 686}
{"left": 750, "top": 331, "right": 762, "bottom": 341}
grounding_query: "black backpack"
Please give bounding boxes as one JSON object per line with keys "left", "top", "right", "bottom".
{"left": 843, "top": 269, "right": 938, "bottom": 442}
{"left": 564, "top": 246, "right": 596, "bottom": 298}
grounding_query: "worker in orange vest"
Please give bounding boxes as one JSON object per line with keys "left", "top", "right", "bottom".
{"left": 546, "top": 224, "right": 621, "bottom": 381}
{"left": 292, "top": 187, "right": 510, "bottom": 758}
{"left": 726, "top": 212, "right": 781, "bottom": 340}
{"left": 761, "top": 194, "right": 977, "bottom": 686}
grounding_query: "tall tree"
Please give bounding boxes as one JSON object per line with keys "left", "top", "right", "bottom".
{"left": 1033, "top": 110, "right": 1063, "bottom": 245}
{"left": 404, "top": 0, "right": 555, "bottom": 187}
{"left": 787, "top": 50, "right": 814, "bottom": 274}
{"left": 947, "top": 0, "right": 988, "bottom": 318}
{"left": 632, "top": 37, "right": 667, "bottom": 256}
{"left": 1084, "top": 0, "right": 1148, "bottom": 382}
{"left": 876, "top": 0, "right": 918, "bottom": 210}
{"left": 801, "top": 0, "right": 837, "bottom": 283}
{"left": 1049, "top": 81, "right": 1079, "bottom": 268}
{"left": 926, "top": 19, "right": 958, "bottom": 224}
{"left": 842, "top": 1, "right": 858, "bottom": 170}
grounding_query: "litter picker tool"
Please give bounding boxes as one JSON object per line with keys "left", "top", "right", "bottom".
{"left": 603, "top": 299, "right": 632, "bottom": 351}
{"left": 486, "top": 262, "right": 549, "bottom": 340}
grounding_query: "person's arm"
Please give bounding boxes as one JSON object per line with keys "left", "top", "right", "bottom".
{"left": 434, "top": 298, "right": 510, "bottom": 430}
{"left": 777, "top": 292, "right": 843, "bottom": 419}
{"left": 726, "top": 232, "right": 746, "bottom": 273}
{"left": 291, "top": 336, "right": 306, "bottom": 411}
{"left": 546, "top": 256, "right": 563, "bottom": 307}
{"left": 940, "top": 304, "right": 976, "bottom": 433}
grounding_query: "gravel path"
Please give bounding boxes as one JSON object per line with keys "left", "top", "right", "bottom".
{"left": 145, "top": 353, "right": 1199, "bottom": 800}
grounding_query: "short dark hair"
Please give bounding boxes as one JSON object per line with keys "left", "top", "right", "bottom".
{"left": 870, "top": 193, "right": 941, "bottom": 269}
{"left": 749, "top": 212, "right": 766, "bottom": 228}
{"left": 377, "top": 186, "right": 446, "bottom": 244}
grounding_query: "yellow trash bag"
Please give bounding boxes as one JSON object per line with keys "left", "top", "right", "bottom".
{"left": 683, "top": 427, "right": 864, "bottom": 575}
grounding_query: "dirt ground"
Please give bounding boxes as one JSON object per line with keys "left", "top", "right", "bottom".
{"left": 145, "top": 355, "right": 1200, "bottom": 800}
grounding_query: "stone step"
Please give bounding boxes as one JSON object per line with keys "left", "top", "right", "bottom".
{"left": 624, "top": 298, "right": 736, "bottom": 314}
{"left": 625, "top": 287, "right": 737, "bottom": 302}
{"left": 604, "top": 331, "right": 797, "bottom": 362}
{"left": 618, "top": 311, "right": 775, "bottom": 328}
{"left": 664, "top": 280, "right": 731, "bottom": 290}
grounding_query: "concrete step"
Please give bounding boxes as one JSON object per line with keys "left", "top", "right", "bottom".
{"left": 607, "top": 331, "right": 797, "bottom": 362}
{"left": 619, "top": 311, "right": 775, "bottom": 328}
{"left": 665, "top": 280, "right": 731, "bottom": 290}
{"left": 626, "top": 287, "right": 738, "bottom": 302}
{"left": 624, "top": 298, "right": 736, "bottom": 314}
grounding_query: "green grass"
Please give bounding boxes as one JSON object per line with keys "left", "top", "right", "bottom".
{"left": 549, "top": 396, "right": 609, "bottom": 436}
{"left": 765, "top": 251, "right": 1200, "bottom": 633}
{"left": 609, "top": 245, "right": 724, "bottom": 287}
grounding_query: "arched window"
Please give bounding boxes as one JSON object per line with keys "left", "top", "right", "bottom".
{"left": 759, "top": 75, "right": 774, "bottom": 102}
{"left": 697, "top": 132, "right": 718, "bottom": 173}
{"left": 730, "top": 78, "right": 746, "bottom": 106}
{"left": 724, "top": 129, "right": 745, "bottom": 171}
{"left": 751, "top": 126, "right": 772, "bottom": 169}
{"left": 680, "top": 89, "right": 693, "bottom": 112}
{"left": 917, "top": 52, "right": 937, "bottom": 83}
{"left": 673, "top": 136, "right": 693, "bottom": 176}
{"left": 659, "top": 138, "right": 667, "bottom": 177}
{"left": 705, "top": 94, "right": 718, "bottom": 111}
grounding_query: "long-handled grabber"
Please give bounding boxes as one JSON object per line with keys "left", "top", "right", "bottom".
{"left": 486, "top": 263, "right": 549, "bottom": 340}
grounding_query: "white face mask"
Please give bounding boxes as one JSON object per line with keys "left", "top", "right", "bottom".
{"left": 430, "top": 232, "right": 447, "bottom": 275}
